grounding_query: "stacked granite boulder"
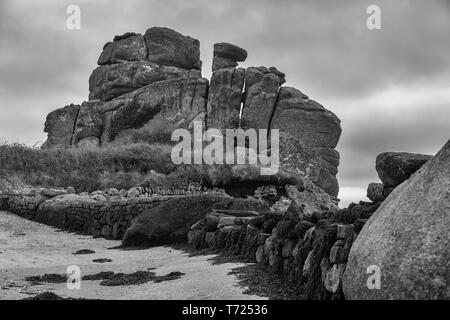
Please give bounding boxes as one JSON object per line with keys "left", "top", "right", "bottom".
{"left": 42, "top": 26, "right": 342, "bottom": 198}
{"left": 43, "top": 27, "right": 207, "bottom": 149}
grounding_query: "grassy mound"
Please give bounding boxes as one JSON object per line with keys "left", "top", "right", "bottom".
{"left": 0, "top": 142, "right": 174, "bottom": 192}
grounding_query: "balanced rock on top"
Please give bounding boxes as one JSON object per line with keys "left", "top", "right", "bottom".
{"left": 212, "top": 42, "right": 247, "bottom": 72}
{"left": 375, "top": 152, "right": 432, "bottom": 187}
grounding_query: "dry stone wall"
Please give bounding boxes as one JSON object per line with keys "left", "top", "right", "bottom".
{"left": 0, "top": 187, "right": 222, "bottom": 240}
{"left": 187, "top": 195, "right": 381, "bottom": 300}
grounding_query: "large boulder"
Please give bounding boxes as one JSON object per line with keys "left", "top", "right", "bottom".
{"left": 269, "top": 87, "right": 342, "bottom": 196}
{"left": 212, "top": 42, "right": 247, "bottom": 72}
{"left": 276, "top": 131, "right": 340, "bottom": 198}
{"left": 343, "top": 140, "right": 450, "bottom": 299}
{"left": 42, "top": 104, "right": 80, "bottom": 148}
{"left": 72, "top": 100, "right": 104, "bottom": 146}
{"left": 375, "top": 152, "right": 432, "bottom": 187}
{"left": 270, "top": 86, "right": 341, "bottom": 149}
{"left": 104, "top": 77, "right": 208, "bottom": 141}
{"left": 144, "top": 27, "right": 201, "bottom": 70}
{"left": 122, "top": 194, "right": 268, "bottom": 247}
{"left": 206, "top": 67, "right": 245, "bottom": 129}
{"left": 98, "top": 33, "right": 147, "bottom": 65}
{"left": 214, "top": 43, "right": 247, "bottom": 62}
{"left": 241, "top": 66, "right": 285, "bottom": 130}
{"left": 89, "top": 60, "right": 201, "bottom": 101}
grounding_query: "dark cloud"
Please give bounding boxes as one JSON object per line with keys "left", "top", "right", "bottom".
{"left": 0, "top": 0, "right": 449, "bottom": 204}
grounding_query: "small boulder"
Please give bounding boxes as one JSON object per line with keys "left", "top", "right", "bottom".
{"left": 211, "top": 56, "right": 238, "bottom": 72}
{"left": 105, "top": 188, "right": 119, "bottom": 197}
{"left": 375, "top": 152, "right": 432, "bottom": 187}
{"left": 122, "top": 194, "right": 232, "bottom": 247}
{"left": 41, "top": 188, "right": 68, "bottom": 198}
{"left": 212, "top": 42, "right": 247, "bottom": 72}
{"left": 42, "top": 104, "right": 80, "bottom": 149}
{"left": 119, "top": 189, "right": 127, "bottom": 197}
{"left": 366, "top": 182, "right": 384, "bottom": 203}
{"left": 90, "top": 190, "right": 106, "bottom": 197}
{"left": 98, "top": 33, "right": 147, "bottom": 65}
{"left": 66, "top": 187, "right": 76, "bottom": 194}
{"left": 91, "top": 194, "right": 107, "bottom": 202}
{"left": 144, "top": 27, "right": 201, "bottom": 70}
{"left": 213, "top": 42, "right": 248, "bottom": 62}
{"left": 127, "top": 188, "right": 140, "bottom": 198}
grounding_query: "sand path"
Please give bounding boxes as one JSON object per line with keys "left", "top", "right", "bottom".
{"left": 0, "top": 211, "right": 266, "bottom": 300}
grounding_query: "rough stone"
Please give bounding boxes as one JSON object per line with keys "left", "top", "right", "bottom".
{"left": 144, "top": 27, "right": 201, "bottom": 70}
{"left": 71, "top": 100, "right": 104, "bottom": 145}
{"left": 89, "top": 60, "right": 201, "bottom": 101}
{"left": 127, "top": 188, "right": 140, "bottom": 199}
{"left": 42, "top": 104, "right": 80, "bottom": 148}
{"left": 206, "top": 67, "right": 245, "bottom": 130}
{"left": 255, "top": 245, "right": 265, "bottom": 263}
{"left": 211, "top": 42, "right": 247, "bottom": 72}
{"left": 98, "top": 33, "right": 147, "bottom": 65}
{"left": 122, "top": 194, "right": 232, "bottom": 247}
{"left": 271, "top": 86, "right": 341, "bottom": 149}
{"left": 241, "top": 66, "right": 284, "bottom": 130}
{"left": 375, "top": 152, "right": 432, "bottom": 187}
{"left": 105, "top": 77, "right": 208, "bottom": 141}
{"left": 213, "top": 42, "right": 247, "bottom": 62}
{"left": 366, "top": 182, "right": 384, "bottom": 203}
{"left": 211, "top": 56, "right": 238, "bottom": 72}
{"left": 41, "top": 188, "right": 67, "bottom": 198}
{"left": 336, "top": 224, "right": 353, "bottom": 240}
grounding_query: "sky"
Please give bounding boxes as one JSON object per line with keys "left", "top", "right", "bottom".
{"left": 1, "top": 0, "right": 449, "bottom": 205}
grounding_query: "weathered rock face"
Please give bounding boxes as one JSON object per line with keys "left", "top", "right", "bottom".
{"left": 375, "top": 152, "right": 432, "bottom": 188}
{"left": 89, "top": 60, "right": 201, "bottom": 101}
{"left": 106, "top": 77, "right": 208, "bottom": 140}
{"left": 366, "top": 182, "right": 384, "bottom": 203}
{"left": 214, "top": 43, "right": 248, "bottom": 62}
{"left": 343, "top": 140, "right": 450, "bottom": 299}
{"left": 72, "top": 100, "right": 104, "bottom": 146}
{"left": 212, "top": 42, "right": 247, "bottom": 72}
{"left": 144, "top": 27, "right": 201, "bottom": 70}
{"left": 98, "top": 33, "right": 147, "bottom": 65}
{"left": 268, "top": 86, "right": 342, "bottom": 196}
{"left": 271, "top": 87, "right": 341, "bottom": 149}
{"left": 241, "top": 66, "right": 285, "bottom": 130}
{"left": 206, "top": 67, "right": 245, "bottom": 129}
{"left": 42, "top": 104, "right": 80, "bottom": 148}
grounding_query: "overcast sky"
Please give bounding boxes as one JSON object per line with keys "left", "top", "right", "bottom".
{"left": 1, "top": 0, "right": 449, "bottom": 205}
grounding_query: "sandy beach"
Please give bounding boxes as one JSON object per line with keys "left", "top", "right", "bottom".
{"left": 0, "top": 211, "right": 266, "bottom": 300}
